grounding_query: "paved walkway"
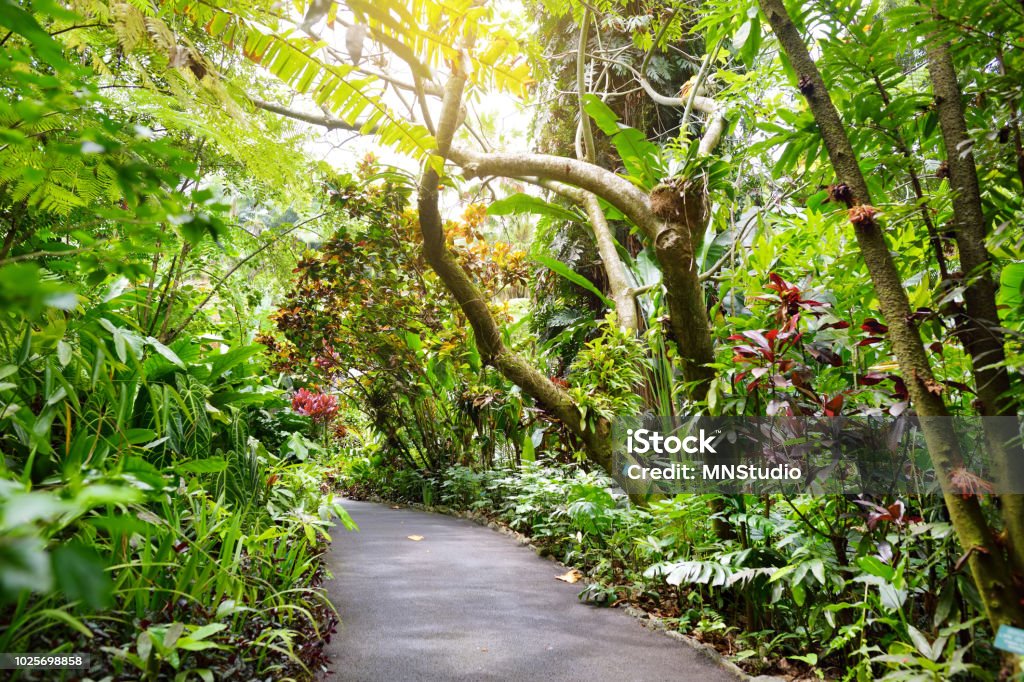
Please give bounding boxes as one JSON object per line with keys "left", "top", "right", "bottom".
{"left": 323, "top": 499, "right": 740, "bottom": 681}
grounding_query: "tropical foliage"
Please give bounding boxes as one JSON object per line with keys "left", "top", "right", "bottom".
{"left": 2, "top": 0, "right": 1024, "bottom": 679}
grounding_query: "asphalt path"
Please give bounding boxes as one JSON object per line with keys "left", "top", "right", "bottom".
{"left": 323, "top": 499, "right": 741, "bottom": 681}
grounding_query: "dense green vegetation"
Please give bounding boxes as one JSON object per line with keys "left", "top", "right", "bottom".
{"left": 1, "top": 0, "right": 1024, "bottom": 679}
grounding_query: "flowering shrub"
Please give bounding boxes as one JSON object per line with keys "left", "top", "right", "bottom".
{"left": 291, "top": 388, "right": 339, "bottom": 424}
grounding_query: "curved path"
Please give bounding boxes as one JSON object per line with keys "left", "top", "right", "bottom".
{"left": 323, "top": 499, "right": 741, "bottom": 681}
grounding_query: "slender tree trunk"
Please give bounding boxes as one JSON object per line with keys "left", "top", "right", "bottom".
{"left": 758, "top": 0, "right": 1024, "bottom": 633}
{"left": 925, "top": 36, "right": 1024, "bottom": 581}
{"left": 574, "top": 14, "right": 639, "bottom": 332}
{"left": 582, "top": 193, "right": 639, "bottom": 331}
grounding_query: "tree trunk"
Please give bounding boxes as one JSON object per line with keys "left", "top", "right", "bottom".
{"left": 758, "top": 0, "right": 1024, "bottom": 633}
{"left": 417, "top": 62, "right": 618, "bottom": 477}
{"left": 925, "top": 36, "right": 1024, "bottom": 580}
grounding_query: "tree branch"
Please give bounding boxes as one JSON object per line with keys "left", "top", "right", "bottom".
{"left": 448, "top": 147, "right": 661, "bottom": 240}
{"left": 416, "top": 43, "right": 618, "bottom": 474}
{"left": 249, "top": 96, "right": 375, "bottom": 133}
{"left": 574, "top": 10, "right": 636, "bottom": 331}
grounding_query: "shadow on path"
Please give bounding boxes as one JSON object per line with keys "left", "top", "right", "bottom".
{"left": 323, "top": 499, "right": 740, "bottom": 681}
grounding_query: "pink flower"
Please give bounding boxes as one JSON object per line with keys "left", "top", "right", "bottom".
{"left": 291, "top": 389, "right": 339, "bottom": 424}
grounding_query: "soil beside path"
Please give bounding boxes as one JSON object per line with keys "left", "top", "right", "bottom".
{"left": 322, "top": 499, "right": 744, "bottom": 681}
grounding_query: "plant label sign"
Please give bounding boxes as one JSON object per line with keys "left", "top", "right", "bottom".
{"left": 994, "top": 625, "right": 1024, "bottom": 655}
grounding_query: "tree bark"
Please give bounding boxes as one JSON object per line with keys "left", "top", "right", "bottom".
{"left": 582, "top": 193, "right": 639, "bottom": 331}
{"left": 416, "top": 54, "right": 616, "bottom": 474}
{"left": 758, "top": 0, "right": 1024, "bottom": 632}
{"left": 925, "top": 35, "right": 1024, "bottom": 580}
{"left": 450, "top": 146, "right": 716, "bottom": 399}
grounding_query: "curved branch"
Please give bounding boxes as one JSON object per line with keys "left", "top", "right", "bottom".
{"left": 448, "top": 147, "right": 661, "bottom": 240}
{"left": 588, "top": 53, "right": 719, "bottom": 115}
{"left": 585, "top": 53, "right": 727, "bottom": 155}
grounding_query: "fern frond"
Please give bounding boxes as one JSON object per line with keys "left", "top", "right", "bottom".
{"left": 156, "top": 1, "right": 437, "bottom": 163}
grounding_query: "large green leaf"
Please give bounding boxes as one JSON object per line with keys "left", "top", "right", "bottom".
{"left": 0, "top": 0, "right": 71, "bottom": 69}
{"left": 174, "top": 457, "right": 228, "bottom": 475}
{"left": 582, "top": 95, "right": 663, "bottom": 189}
{"left": 206, "top": 344, "right": 264, "bottom": 383}
{"left": 0, "top": 537, "right": 52, "bottom": 598}
{"left": 487, "top": 194, "right": 582, "bottom": 223}
{"left": 998, "top": 262, "right": 1024, "bottom": 317}
{"left": 535, "top": 254, "right": 613, "bottom": 307}
{"left": 52, "top": 543, "right": 113, "bottom": 610}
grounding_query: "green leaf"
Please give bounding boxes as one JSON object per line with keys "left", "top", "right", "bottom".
{"left": 0, "top": 0, "right": 71, "bottom": 69}
{"left": 487, "top": 193, "right": 581, "bottom": 223}
{"left": 57, "top": 340, "right": 73, "bottom": 367}
{"left": 998, "top": 262, "right": 1024, "bottom": 315}
{"left": 45, "top": 291, "right": 79, "bottom": 311}
{"left": 808, "top": 558, "right": 825, "bottom": 585}
{"left": 768, "top": 563, "right": 797, "bottom": 583}
{"left": 174, "top": 457, "right": 228, "bottom": 475}
{"left": 0, "top": 536, "right": 53, "bottom": 597}
{"left": 18, "top": 325, "right": 32, "bottom": 365}
{"left": 188, "top": 623, "right": 226, "bottom": 641}
{"left": 521, "top": 430, "right": 535, "bottom": 462}
{"left": 124, "top": 428, "right": 157, "bottom": 445}
{"left": 146, "top": 337, "right": 185, "bottom": 368}
{"left": 581, "top": 95, "right": 621, "bottom": 135}
{"left": 332, "top": 502, "right": 359, "bottom": 531}
{"left": 791, "top": 581, "right": 806, "bottom": 606}
{"left": 163, "top": 622, "right": 185, "bottom": 649}
{"left": 906, "top": 625, "right": 933, "bottom": 659}
{"left": 52, "top": 543, "right": 113, "bottom": 610}
{"left": 206, "top": 344, "right": 263, "bottom": 382}
{"left": 856, "top": 555, "right": 894, "bottom": 581}
{"left": 284, "top": 431, "right": 311, "bottom": 461}
{"left": 535, "top": 255, "right": 613, "bottom": 308}
{"left": 582, "top": 95, "right": 663, "bottom": 188}
{"left": 1, "top": 491, "right": 71, "bottom": 529}
{"left": 38, "top": 608, "right": 93, "bottom": 638}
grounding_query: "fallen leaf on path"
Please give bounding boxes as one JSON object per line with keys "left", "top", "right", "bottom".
{"left": 407, "top": 535, "right": 424, "bottom": 541}
{"left": 555, "top": 569, "right": 583, "bottom": 583}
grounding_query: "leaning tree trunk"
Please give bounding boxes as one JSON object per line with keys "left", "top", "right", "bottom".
{"left": 416, "top": 52, "right": 622, "bottom": 479}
